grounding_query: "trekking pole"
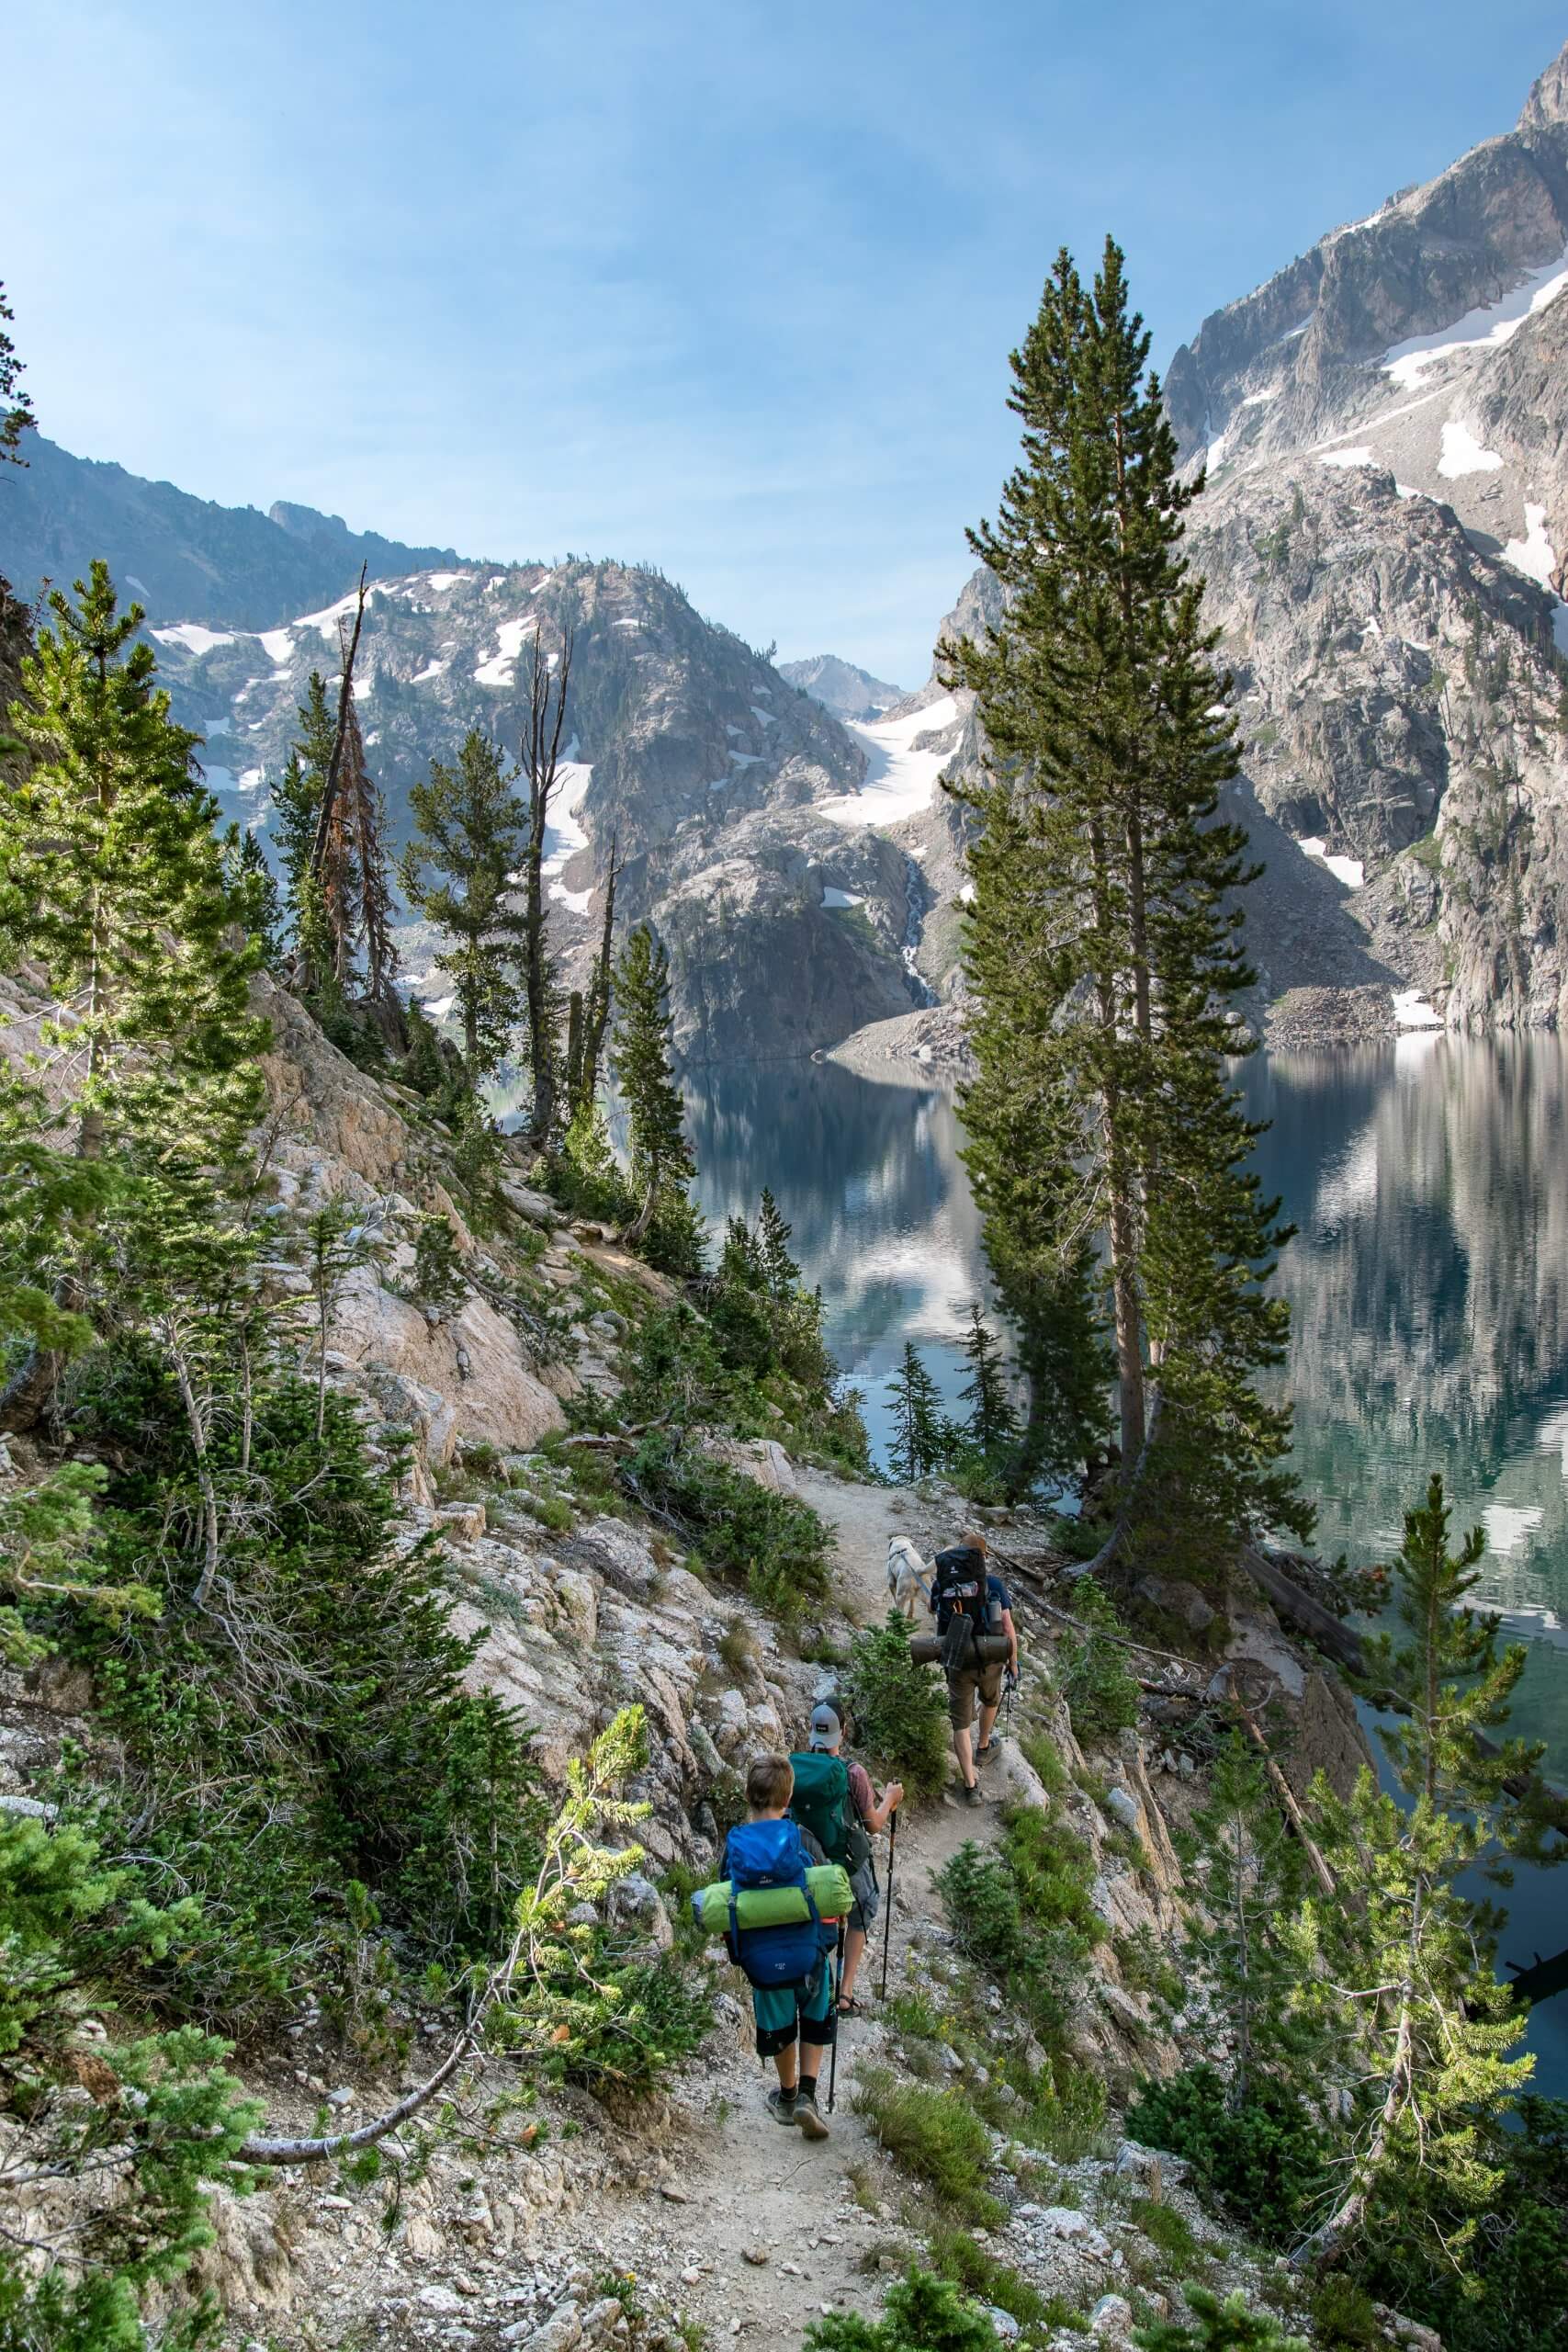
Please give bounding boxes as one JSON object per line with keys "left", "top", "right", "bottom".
{"left": 879, "top": 1806, "right": 898, "bottom": 2002}
{"left": 828, "top": 1923, "right": 845, "bottom": 2113}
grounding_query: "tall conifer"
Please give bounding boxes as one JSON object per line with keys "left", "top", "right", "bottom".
{"left": 948, "top": 240, "right": 1303, "bottom": 1556}
{"left": 399, "top": 730, "right": 528, "bottom": 1088}
{"left": 609, "top": 924, "right": 694, "bottom": 1248}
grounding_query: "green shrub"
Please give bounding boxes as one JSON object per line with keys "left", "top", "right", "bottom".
{"left": 1058, "top": 1577, "right": 1140, "bottom": 1745}
{"left": 935, "top": 1830, "right": 1094, "bottom": 2045}
{"left": 1000, "top": 1803, "right": 1100, "bottom": 1939}
{"left": 924, "top": 2227, "right": 1053, "bottom": 2327}
{"left": 1133, "top": 2287, "right": 1310, "bottom": 2350}
{"left": 556, "top": 1947, "right": 714, "bottom": 2095}
{"left": 58, "top": 1353, "right": 546, "bottom": 2030}
{"left": 624, "top": 1433, "right": 831, "bottom": 1620}
{"left": 1124, "top": 2066, "right": 1332, "bottom": 2247}
{"left": 1129, "top": 2195, "right": 1199, "bottom": 2267}
{"left": 841, "top": 1611, "right": 952, "bottom": 1799}
{"left": 1307, "top": 2276, "right": 1381, "bottom": 2349}
{"left": 851, "top": 2065, "right": 1005, "bottom": 2226}
{"left": 804, "top": 2266, "right": 998, "bottom": 2351}
{"left": 0, "top": 1815, "right": 259, "bottom": 2344}
{"left": 1020, "top": 1728, "right": 1070, "bottom": 1794}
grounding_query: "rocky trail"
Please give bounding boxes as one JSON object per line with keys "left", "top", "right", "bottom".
{"left": 630, "top": 1473, "right": 1040, "bottom": 2348}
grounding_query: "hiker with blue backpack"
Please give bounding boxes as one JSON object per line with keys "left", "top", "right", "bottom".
{"left": 719, "top": 1750, "right": 841, "bottom": 2139}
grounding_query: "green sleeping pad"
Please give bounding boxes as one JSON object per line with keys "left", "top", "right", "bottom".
{"left": 690, "top": 1862, "right": 853, "bottom": 1935}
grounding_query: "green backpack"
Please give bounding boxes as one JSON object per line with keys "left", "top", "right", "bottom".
{"left": 788, "top": 1750, "right": 855, "bottom": 1866}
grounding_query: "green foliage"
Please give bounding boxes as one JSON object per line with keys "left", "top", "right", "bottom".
{"left": 0, "top": 1461, "right": 156, "bottom": 1668}
{"left": 399, "top": 729, "right": 528, "bottom": 1087}
{"left": 1057, "top": 1578, "right": 1140, "bottom": 1745}
{"left": 957, "top": 1299, "right": 1021, "bottom": 1470}
{"left": 850, "top": 2064, "right": 1005, "bottom": 2226}
{"left": 924, "top": 2227, "right": 1055, "bottom": 2329}
{"left": 946, "top": 238, "right": 1306, "bottom": 1547}
{"left": 624, "top": 1432, "right": 831, "bottom": 1620}
{"left": 1302, "top": 1476, "right": 1547, "bottom": 2267}
{"left": 887, "top": 1341, "right": 945, "bottom": 1483}
{"left": 410, "top": 1211, "right": 468, "bottom": 1316}
{"left": 840, "top": 1612, "right": 951, "bottom": 1799}
{"left": 611, "top": 925, "right": 698, "bottom": 1261}
{"left": 0, "top": 1815, "right": 259, "bottom": 2341}
{"left": 1174, "top": 1737, "right": 1316, "bottom": 2102}
{"left": 936, "top": 1808, "right": 1100, "bottom": 2060}
{"left": 1124, "top": 2067, "right": 1332, "bottom": 2247}
{"left": 57, "top": 1355, "right": 545, "bottom": 2029}
{"left": 0, "top": 278, "right": 35, "bottom": 463}
{"left": 803, "top": 2266, "right": 998, "bottom": 2352}
{"left": 1307, "top": 2276, "right": 1382, "bottom": 2349}
{"left": 1133, "top": 2287, "right": 1309, "bottom": 2351}
{"left": 1130, "top": 2196, "right": 1199, "bottom": 2267}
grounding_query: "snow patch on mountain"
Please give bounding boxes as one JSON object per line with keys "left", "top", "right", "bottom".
{"left": 1438, "top": 421, "right": 1504, "bottom": 478}
{"left": 821, "top": 695, "right": 959, "bottom": 830}
{"left": 1382, "top": 245, "right": 1568, "bottom": 388}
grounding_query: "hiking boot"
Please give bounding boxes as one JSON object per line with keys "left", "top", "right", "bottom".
{"left": 766, "top": 2087, "right": 799, "bottom": 2128}
{"left": 976, "top": 1741, "right": 1000, "bottom": 1768}
{"left": 795, "top": 2084, "right": 829, "bottom": 2141}
{"left": 959, "top": 1778, "right": 984, "bottom": 1806}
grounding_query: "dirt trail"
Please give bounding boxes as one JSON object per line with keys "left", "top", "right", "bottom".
{"left": 626, "top": 1470, "right": 1035, "bottom": 2348}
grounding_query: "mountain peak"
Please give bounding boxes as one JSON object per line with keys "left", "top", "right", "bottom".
{"left": 1519, "top": 38, "right": 1568, "bottom": 131}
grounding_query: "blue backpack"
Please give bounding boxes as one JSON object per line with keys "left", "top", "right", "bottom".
{"left": 721, "top": 1819, "right": 827, "bottom": 1990}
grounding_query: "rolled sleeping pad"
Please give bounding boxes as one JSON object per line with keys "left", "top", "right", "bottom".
{"left": 690, "top": 1862, "right": 853, "bottom": 1936}
{"left": 908, "top": 1632, "right": 1010, "bottom": 1668}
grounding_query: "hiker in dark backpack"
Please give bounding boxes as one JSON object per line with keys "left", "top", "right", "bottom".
{"left": 798, "top": 1699, "right": 902, "bottom": 2018}
{"left": 929, "top": 1529, "right": 1018, "bottom": 1804}
{"left": 721, "top": 1751, "right": 836, "bottom": 2140}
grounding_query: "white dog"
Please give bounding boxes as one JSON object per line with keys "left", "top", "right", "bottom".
{"left": 886, "top": 1535, "right": 932, "bottom": 1622}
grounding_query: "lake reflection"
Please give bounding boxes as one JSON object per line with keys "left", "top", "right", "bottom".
{"left": 682, "top": 1038, "right": 1568, "bottom": 2090}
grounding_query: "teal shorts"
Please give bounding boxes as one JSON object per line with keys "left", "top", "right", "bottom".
{"left": 752, "top": 1959, "right": 833, "bottom": 2058}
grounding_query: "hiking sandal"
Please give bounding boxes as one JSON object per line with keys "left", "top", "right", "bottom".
{"left": 837, "top": 1994, "right": 864, "bottom": 2018}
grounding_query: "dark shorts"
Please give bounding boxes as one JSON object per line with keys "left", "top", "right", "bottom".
{"left": 947, "top": 1658, "right": 1004, "bottom": 1730}
{"left": 751, "top": 1960, "right": 834, "bottom": 2059}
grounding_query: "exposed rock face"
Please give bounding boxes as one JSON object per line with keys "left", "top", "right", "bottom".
{"left": 1163, "top": 38, "right": 1568, "bottom": 1032}
{"left": 877, "top": 42, "right": 1568, "bottom": 1045}
{"left": 778, "top": 651, "right": 907, "bottom": 720}
{"left": 6, "top": 435, "right": 468, "bottom": 629}
{"left": 144, "top": 560, "right": 924, "bottom": 1066}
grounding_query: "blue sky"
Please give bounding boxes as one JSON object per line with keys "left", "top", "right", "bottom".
{"left": 7, "top": 1, "right": 1567, "bottom": 682}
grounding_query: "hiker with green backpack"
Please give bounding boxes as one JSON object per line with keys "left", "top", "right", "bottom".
{"left": 792, "top": 1700, "right": 903, "bottom": 2021}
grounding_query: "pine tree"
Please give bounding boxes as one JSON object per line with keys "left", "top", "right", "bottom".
{"left": 564, "top": 835, "right": 620, "bottom": 1125}
{"left": 1177, "top": 1737, "right": 1314, "bottom": 2108}
{"left": 887, "top": 1340, "right": 945, "bottom": 1484}
{"left": 0, "top": 565, "right": 265, "bottom": 1421}
{"left": 399, "top": 729, "right": 528, "bottom": 1087}
{"left": 228, "top": 824, "right": 284, "bottom": 967}
{"left": 272, "top": 671, "right": 336, "bottom": 967}
{"left": 609, "top": 924, "right": 695, "bottom": 1248}
{"left": 0, "top": 280, "right": 34, "bottom": 465}
{"left": 336, "top": 688, "right": 398, "bottom": 1012}
{"left": 757, "top": 1186, "right": 799, "bottom": 1298}
{"left": 946, "top": 240, "right": 1304, "bottom": 1557}
{"left": 958, "top": 1300, "right": 1019, "bottom": 1461}
{"left": 1299, "top": 1476, "right": 1548, "bottom": 2267}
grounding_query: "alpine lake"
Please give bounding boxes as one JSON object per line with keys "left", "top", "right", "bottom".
{"left": 678, "top": 1035, "right": 1568, "bottom": 2094}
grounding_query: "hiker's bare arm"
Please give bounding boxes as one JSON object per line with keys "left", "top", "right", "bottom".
{"left": 1001, "top": 1607, "right": 1018, "bottom": 1670}
{"left": 865, "top": 1780, "right": 904, "bottom": 1831}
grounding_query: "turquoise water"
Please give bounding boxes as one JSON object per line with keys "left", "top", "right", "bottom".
{"left": 681, "top": 1037, "right": 1568, "bottom": 2090}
